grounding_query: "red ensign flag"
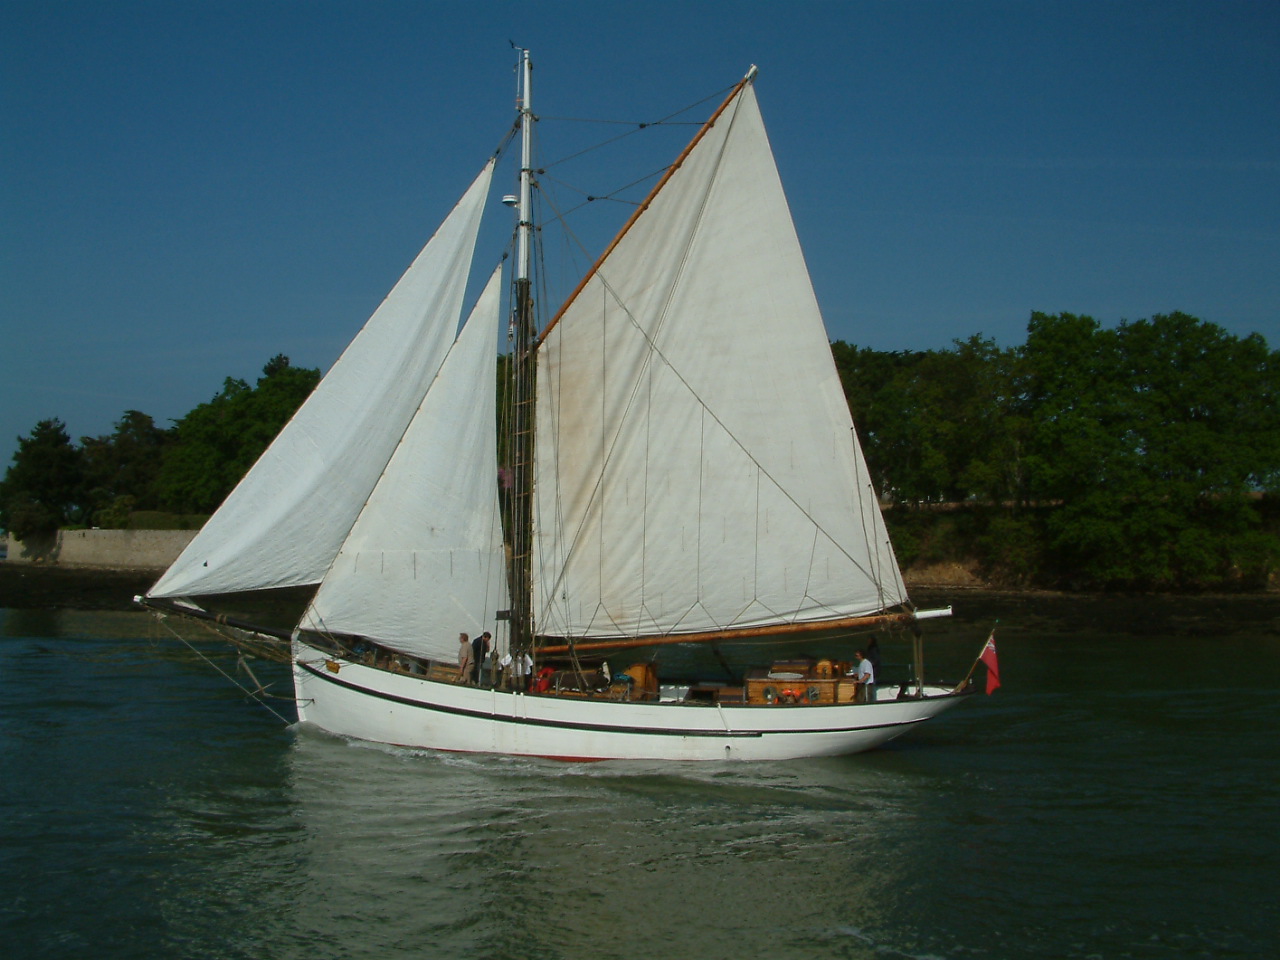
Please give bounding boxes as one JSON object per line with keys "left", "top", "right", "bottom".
{"left": 980, "top": 634, "right": 1000, "bottom": 694}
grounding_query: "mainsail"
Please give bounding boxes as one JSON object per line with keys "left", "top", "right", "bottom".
{"left": 149, "top": 161, "right": 495, "bottom": 599}
{"left": 299, "top": 267, "right": 508, "bottom": 662}
{"left": 532, "top": 83, "right": 905, "bottom": 640}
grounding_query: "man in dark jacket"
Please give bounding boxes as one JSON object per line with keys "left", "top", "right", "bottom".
{"left": 472, "top": 631, "right": 492, "bottom": 685}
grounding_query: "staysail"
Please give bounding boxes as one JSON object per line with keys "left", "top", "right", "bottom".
{"left": 299, "top": 266, "right": 508, "bottom": 662}
{"left": 532, "top": 83, "right": 905, "bottom": 640}
{"left": 148, "top": 161, "right": 495, "bottom": 599}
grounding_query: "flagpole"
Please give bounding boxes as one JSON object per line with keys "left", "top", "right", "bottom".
{"left": 954, "top": 622, "right": 999, "bottom": 693}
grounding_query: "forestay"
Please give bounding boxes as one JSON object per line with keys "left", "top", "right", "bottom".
{"left": 533, "top": 84, "right": 905, "bottom": 640}
{"left": 149, "top": 162, "right": 495, "bottom": 599}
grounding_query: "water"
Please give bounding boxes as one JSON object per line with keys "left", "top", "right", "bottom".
{"left": 2, "top": 596, "right": 1278, "bottom": 959}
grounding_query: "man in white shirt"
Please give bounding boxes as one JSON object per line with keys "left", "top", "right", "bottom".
{"left": 852, "top": 649, "right": 876, "bottom": 703}
{"left": 500, "top": 649, "right": 534, "bottom": 691}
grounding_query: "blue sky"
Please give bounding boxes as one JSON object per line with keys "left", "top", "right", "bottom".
{"left": 3, "top": 0, "right": 1278, "bottom": 470}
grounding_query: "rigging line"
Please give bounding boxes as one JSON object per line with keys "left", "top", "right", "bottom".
{"left": 538, "top": 72, "right": 754, "bottom": 345}
{"left": 492, "top": 120, "right": 521, "bottom": 163}
{"left": 850, "top": 422, "right": 895, "bottom": 610}
{"left": 533, "top": 92, "right": 745, "bottom": 619}
{"left": 538, "top": 114, "right": 703, "bottom": 126}
{"left": 754, "top": 468, "right": 761, "bottom": 599}
{"left": 540, "top": 196, "right": 632, "bottom": 228}
{"left": 541, "top": 125, "right": 668, "bottom": 170}
{"left": 800, "top": 524, "right": 821, "bottom": 617}
{"left": 539, "top": 166, "right": 676, "bottom": 207}
{"left": 151, "top": 614, "right": 295, "bottom": 725}
{"left": 527, "top": 175, "right": 600, "bottom": 286}
{"left": 528, "top": 287, "right": 572, "bottom": 638}
{"left": 547, "top": 115, "right": 885, "bottom": 599}
{"left": 526, "top": 193, "right": 562, "bottom": 651}
{"left": 539, "top": 84, "right": 736, "bottom": 170}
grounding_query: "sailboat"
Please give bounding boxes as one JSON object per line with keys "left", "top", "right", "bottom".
{"left": 139, "top": 53, "right": 974, "bottom": 761}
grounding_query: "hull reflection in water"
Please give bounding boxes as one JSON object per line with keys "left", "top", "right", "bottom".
{"left": 279, "top": 730, "right": 931, "bottom": 959}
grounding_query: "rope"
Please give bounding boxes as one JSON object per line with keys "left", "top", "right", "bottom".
{"left": 537, "top": 82, "right": 734, "bottom": 171}
{"left": 536, "top": 91, "right": 886, "bottom": 646}
{"left": 148, "top": 612, "right": 295, "bottom": 726}
{"left": 535, "top": 93, "right": 744, "bottom": 624}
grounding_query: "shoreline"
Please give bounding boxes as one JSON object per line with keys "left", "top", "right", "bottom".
{"left": 0, "top": 560, "right": 1028, "bottom": 612}
{"left": 2, "top": 560, "right": 1275, "bottom": 614}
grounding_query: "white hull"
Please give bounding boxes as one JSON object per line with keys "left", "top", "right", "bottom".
{"left": 292, "top": 641, "right": 969, "bottom": 762}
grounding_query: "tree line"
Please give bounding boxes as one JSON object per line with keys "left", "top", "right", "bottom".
{"left": 0, "top": 354, "right": 319, "bottom": 538}
{"left": 3, "top": 314, "right": 1278, "bottom": 590}
{"left": 833, "top": 311, "right": 1279, "bottom": 589}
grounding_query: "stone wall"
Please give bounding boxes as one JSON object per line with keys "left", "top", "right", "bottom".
{"left": 4, "top": 529, "right": 197, "bottom": 570}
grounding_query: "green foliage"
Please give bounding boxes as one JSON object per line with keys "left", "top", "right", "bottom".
{"left": 0, "top": 418, "right": 86, "bottom": 538}
{"left": 4, "top": 495, "right": 60, "bottom": 542}
{"left": 80, "top": 410, "right": 174, "bottom": 526}
{"left": 155, "top": 357, "right": 320, "bottom": 513}
{"left": 0, "top": 358, "right": 319, "bottom": 536}
{"left": 128, "top": 510, "right": 210, "bottom": 530}
{"left": 95, "top": 495, "right": 137, "bottom": 530}
{"left": 1020, "top": 312, "right": 1280, "bottom": 588}
{"left": 5, "top": 313, "right": 1277, "bottom": 594}
{"left": 832, "top": 337, "right": 1024, "bottom": 505}
{"left": 975, "top": 513, "right": 1043, "bottom": 587}
{"left": 835, "top": 311, "right": 1280, "bottom": 589}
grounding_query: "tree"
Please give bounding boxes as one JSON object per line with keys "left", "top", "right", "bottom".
{"left": 80, "top": 410, "right": 175, "bottom": 525}
{"left": 156, "top": 356, "right": 320, "bottom": 513}
{"left": 832, "top": 337, "right": 1023, "bottom": 506}
{"left": 1022, "top": 311, "right": 1280, "bottom": 587}
{"left": 830, "top": 342, "right": 924, "bottom": 499}
{"left": 0, "top": 419, "right": 86, "bottom": 538}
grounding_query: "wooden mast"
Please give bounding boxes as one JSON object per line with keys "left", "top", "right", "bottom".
{"left": 509, "top": 47, "right": 536, "bottom": 658}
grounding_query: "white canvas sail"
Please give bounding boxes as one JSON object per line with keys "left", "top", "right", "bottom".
{"left": 149, "top": 161, "right": 495, "bottom": 599}
{"left": 533, "top": 84, "right": 905, "bottom": 640}
{"left": 299, "top": 267, "right": 508, "bottom": 662}
{"left": 141, "top": 57, "right": 973, "bottom": 764}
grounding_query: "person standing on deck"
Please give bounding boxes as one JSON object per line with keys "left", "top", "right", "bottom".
{"left": 500, "top": 649, "right": 533, "bottom": 691}
{"left": 457, "top": 632, "right": 473, "bottom": 684}
{"left": 853, "top": 649, "right": 876, "bottom": 703}
{"left": 472, "top": 632, "right": 492, "bottom": 685}
{"left": 866, "top": 636, "right": 882, "bottom": 679}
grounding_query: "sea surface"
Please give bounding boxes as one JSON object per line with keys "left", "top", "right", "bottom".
{"left": 2, "top": 594, "right": 1278, "bottom": 960}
